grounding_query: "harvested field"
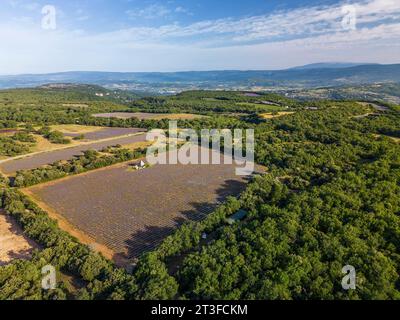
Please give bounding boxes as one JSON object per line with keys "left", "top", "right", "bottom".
{"left": 0, "top": 129, "right": 19, "bottom": 135}
{"left": 24, "top": 148, "right": 257, "bottom": 265}
{"left": 0, "top": 211, "right": 38, "bottom": 266}
{"left": 156, "top": 113, "right": 207, "bottom": 120}
{"left": 63, "top": 127, "right": 146, "bottom": 140}
{"left": 119, "top": 140, "right": 154, "bottom": 150}
{"left": 0, "top": 133, "right": 147, "bottom": 174}
{"left": 260, "top": 112, "right": 295, "bottom": 119}
{"left": 92, "top": 112, "right": 205, "bottom": 120}
{"left": 50, "top": 124, "right": 103, "bottom": 134}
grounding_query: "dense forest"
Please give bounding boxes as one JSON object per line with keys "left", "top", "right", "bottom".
{"left": 0, "top": 86, "right": 399, "bottom": 300}
{"left": 128, "top": 91, "right": 297, "bottom": 114}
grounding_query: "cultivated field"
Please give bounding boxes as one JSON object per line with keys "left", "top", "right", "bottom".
{"left": 92, "top": 112, "right": 206, "bottom": 120}
{"left": 0, "top": 211, "right": 38, "bottom": 266}
{"left": 0, "top": 133, "right": 147, "bottom": 174}
{"left": 49, "top": 124, "right": 103, "bottom": 134}
{"left": 24, "top": 148, "right": 255, "bottom": 264}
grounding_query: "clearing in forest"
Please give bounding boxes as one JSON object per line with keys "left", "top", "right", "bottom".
{"left": 0, "top": 211, "right": 38, "bottom": 266}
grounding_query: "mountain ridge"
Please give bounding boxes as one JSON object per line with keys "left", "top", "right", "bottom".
{"left": 1, "top": 63, "right": 399, "bottom": 91}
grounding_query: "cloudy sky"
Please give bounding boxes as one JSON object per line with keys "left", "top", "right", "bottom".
{"left": 0, "top": 0, "right": 399, "bottom": 74}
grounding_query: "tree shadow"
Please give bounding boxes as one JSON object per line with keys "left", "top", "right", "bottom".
{"left": 119, "top": 177, "right": 251, "bottom": 264}
{"left": 7, "top": 249, "right": 33, "bottom": 260}
{"left": 180, "top": 178, "right": 250, "bottom": 221}
{"left": 0, "top": 249, "right": 33, "bottom": 266}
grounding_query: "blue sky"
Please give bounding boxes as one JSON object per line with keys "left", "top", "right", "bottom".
{"left": 0, "top": 0, "right": 399, "bottom": 74}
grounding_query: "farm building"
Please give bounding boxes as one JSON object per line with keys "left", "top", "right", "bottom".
{"left": 132, "top": 160, "right": 147, "bottom": 170}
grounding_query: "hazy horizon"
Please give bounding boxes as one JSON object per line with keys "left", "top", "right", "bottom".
{"left": 2, "top": 62, "right": 399, "bottom": 77}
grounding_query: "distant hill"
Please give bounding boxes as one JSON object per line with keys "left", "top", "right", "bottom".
{"left": 0, "top": 64, "right": 399, "bottom": 90}
{"left": 0, "top": 83, "right": 141, "bottom": 104}
{"left": 289, "top": 62, "right": 378, "bottom": 70}
{"left": 279, "top": 82, "right": 400, "bottom": 104}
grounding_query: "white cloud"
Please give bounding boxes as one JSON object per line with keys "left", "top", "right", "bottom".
{"left": 74, "top": 8, "right": 89, "bottom": 21}
{"left": 0, "top": 0, "right": 399, "bottom": 73}
{"left": 126, "top": 4, "right": 171, "bottom": 20}
{"left": 112, "top": 0, "right": 400, "bottom": 45}
{"left": 7, "top": 0, "right": 40, "bottom": 11}
{"left": 175, "top": 6, "right": 192, "bottom": 15}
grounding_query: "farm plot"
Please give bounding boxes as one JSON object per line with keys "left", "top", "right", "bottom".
{"left": 92, "top": 112, "right": 205, "bottom": 120}
{"left": 49, "top": 124, "right": 103, "bottom": 134}
{"left": 24, "top": 148, "right": 256, "bottom": 264}
{"left": 0, "top": 133, "right": 147, "bottom": 174}
{"left": 62, "top": 127, "right": 146, "bottom": 140}
{"left": 260, "top": 111, "right": 295, "bottom": 119}
{"left": 0, "top": 129, "right": 19, "bottom": 135}
{"left": 0, "top": 211, "right": 39, "bottom": 266}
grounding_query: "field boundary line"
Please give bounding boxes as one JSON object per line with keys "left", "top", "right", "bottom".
{"left": 21, "top": 155, "right": 147, "bottom": 188}
{"left": 0, "top": 132, "right": 147, "bottom": 164}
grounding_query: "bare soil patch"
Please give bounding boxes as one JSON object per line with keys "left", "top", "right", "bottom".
{"left": 0, "top": 211, "right": 39, "bottom": 265}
